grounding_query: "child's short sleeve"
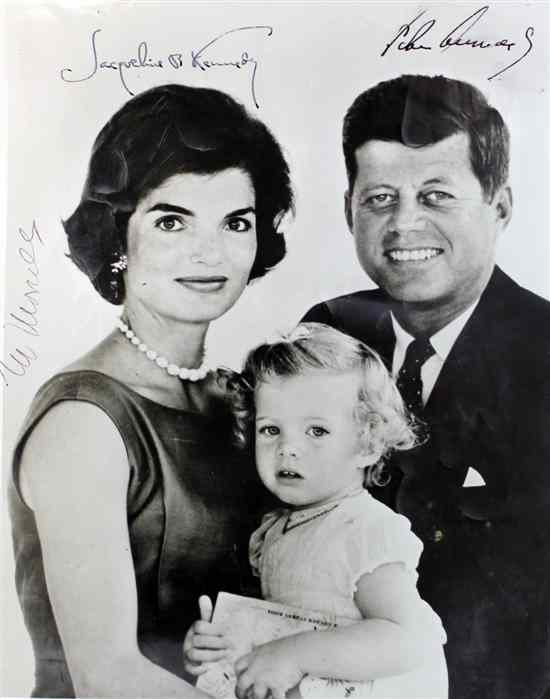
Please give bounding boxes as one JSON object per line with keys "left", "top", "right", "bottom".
{"left": 345, "top": 510, "right": 423, "bottom": 592}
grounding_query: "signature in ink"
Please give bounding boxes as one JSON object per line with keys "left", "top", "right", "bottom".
{"left": 381, "top": 6, "right": 534, "bottom": 80}
{"left": 1, "top": 221, "right": 43, "bottom": 387}
{"left": 60, "top": 29, "right": 164, "bottom": 96}
{"left": 191, "top": 25, "right": 273, "bottom": 108}
{"left": 60, "top": 26, "right": 273, "bottom": 108}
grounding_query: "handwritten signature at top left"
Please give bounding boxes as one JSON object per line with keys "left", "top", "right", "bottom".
{"left": 59, "top": 27, "right": 273, "bottom": 109}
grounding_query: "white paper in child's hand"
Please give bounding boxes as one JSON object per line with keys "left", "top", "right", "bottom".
{"left": 462, "top": 467, "right": 486, "bottom": 487}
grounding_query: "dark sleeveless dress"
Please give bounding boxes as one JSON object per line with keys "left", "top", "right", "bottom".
{"left": 9, "top": 370, "right": 263, "bottom": 698}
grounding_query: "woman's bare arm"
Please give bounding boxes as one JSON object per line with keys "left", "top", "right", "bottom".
{"left": 20, "top": 401, "right": 207, "bottom": 698}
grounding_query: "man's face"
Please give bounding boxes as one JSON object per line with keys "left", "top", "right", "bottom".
{"left": 346, "top": 133, "right": 511, "bottom": 315}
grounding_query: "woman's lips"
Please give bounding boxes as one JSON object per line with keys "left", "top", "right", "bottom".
{"left": 175, "top": 276, "right": 228, "bottom": 292}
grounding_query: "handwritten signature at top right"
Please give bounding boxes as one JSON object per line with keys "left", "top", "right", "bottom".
{"left": 382, "top": 6, "right": 534, "bottom": 80}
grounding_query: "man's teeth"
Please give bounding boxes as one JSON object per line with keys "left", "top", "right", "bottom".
{"left": 279, "top": 470, "right": 301, "bottom": 478}
{"left": 388, "top": 248, "right": 441, "bottom": 262}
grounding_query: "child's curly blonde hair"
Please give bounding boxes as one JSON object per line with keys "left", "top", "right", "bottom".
{"left": 228, "top": 322, "right": 421, "bottom": 487}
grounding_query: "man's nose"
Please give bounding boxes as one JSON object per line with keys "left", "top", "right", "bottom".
{"left": 388, "top": 194, "right": 423, "bottom": 235}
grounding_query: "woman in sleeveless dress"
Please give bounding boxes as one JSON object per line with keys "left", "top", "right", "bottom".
{"left": 8, "top": 84, "right": 293, "bottom": 698}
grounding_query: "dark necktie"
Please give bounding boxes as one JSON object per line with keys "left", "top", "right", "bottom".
{"left": 396, "top": 337, "right": 435, "bottom": 415}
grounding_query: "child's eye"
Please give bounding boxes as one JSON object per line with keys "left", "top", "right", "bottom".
{"left": 155, "top": 215, "right": 185, "bottom": 232}
{"left": 258, "top": 425, "right": 280, "bottom": 437}
{"left": 226, "top": 218, "right": 252, "bottom": 233}
{"left": 307, "top": 426, "right": 329, "bottom": 438}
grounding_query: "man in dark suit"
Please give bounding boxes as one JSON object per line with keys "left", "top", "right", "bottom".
{"left": 303, "top": 75, "right": 550, "bottom": 699}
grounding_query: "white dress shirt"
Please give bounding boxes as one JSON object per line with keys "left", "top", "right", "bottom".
{"left": 391, "top": 301, "right": 479, "bottom": 406}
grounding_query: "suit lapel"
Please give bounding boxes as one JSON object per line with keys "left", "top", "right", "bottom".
{"left": 373, "top": 310, "right": 396, "bottom": 370}
{"left": 421, "top": 269, "right": 509, "bottom": 481}
{"left": 425, "top": 267, "right": 507, "bottom": 422}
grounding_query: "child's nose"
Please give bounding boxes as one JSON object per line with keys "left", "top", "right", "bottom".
{"left": 278, "top": 438, "right": 298, "bottom": 458}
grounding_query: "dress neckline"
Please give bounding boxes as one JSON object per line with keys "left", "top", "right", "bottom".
{"left": 50, "top": 368, "right": 219, "bottom": 415}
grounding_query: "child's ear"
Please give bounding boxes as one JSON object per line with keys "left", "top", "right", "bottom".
{"left": 356, "top": 441, "right": 383, "bottom": 468}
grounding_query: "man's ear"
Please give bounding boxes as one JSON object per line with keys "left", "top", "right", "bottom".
{"left": 344, "top": 191, "right": 353, "bottom": 233}
{"left": 494, "top": 185, "right": 513, "bottom": 232}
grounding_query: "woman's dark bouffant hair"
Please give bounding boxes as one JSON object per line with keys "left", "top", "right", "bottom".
{"left": 63, "top": 84, "right": 294, "bottom": 304}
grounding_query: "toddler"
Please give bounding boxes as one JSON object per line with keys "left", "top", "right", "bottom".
{"left": 186, "top": 323, "right": 447, "bottom": 698}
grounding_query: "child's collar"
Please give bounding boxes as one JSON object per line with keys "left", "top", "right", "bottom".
{"left": 283, "top": 486, "right": 364, "bottom": 534}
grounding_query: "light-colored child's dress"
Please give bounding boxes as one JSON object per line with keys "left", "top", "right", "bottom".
{"left": 249, "top": 489, "right": 448, "bottom": 698}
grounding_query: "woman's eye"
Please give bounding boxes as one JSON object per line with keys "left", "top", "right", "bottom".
{"left": 226, "top": 218, "right": 252, "bottom": 233}
{"left": 156, "top": 215, "right": 185, "bottom": 232}
{"left": 258, "top": 425, "right": 280, "bottom": 437}
{"left": 307, "top": 426, "right": 329, "bottom": 438}
{"left": 423, "top": 191, "right": 454, "bottom": 204}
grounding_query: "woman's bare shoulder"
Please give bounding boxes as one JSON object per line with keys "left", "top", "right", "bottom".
{"left": 20, "top": 400, "right": 128, "bottom": 505}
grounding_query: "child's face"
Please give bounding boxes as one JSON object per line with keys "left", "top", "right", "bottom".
{"left": 254, "top": 370, "right": 366, "bottom": 508}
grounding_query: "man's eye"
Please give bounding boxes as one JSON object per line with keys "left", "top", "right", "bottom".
{"left": 258, "top": 425, "right": 279, "bottom": 437}
{"left": 423, "top": 191, "right": 454, "bottom": 204}
{"left": 307, "top": 426, "right": 329, "bottom": 438}
{"left": 364, "top": 193, "right": 396, "bottom": 210}
{"left": 226, "top": 218, "right": 252, "bottom": 233}
{"left": 156, "top": 215, "right": 185, "bottom": 232}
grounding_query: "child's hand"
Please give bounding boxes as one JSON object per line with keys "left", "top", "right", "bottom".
{"left": 183, "top": 595, "right": 230, "bottom": 676}
{"left": 234, "top": 637, "right": 304, "bottom": 699}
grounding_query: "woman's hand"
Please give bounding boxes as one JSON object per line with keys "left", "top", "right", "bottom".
{"left": 234, "top": 637, "right": 304, "bottom": 699}
{"left": 183, "top": 596, "right": 230, "bottom": 676}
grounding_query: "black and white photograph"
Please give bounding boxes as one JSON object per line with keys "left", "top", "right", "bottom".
{"left": 1, "top": 2, "right": 549, "bottom": 698}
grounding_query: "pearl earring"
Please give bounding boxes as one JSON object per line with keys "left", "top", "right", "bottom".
{"left": 111, "top": 254, "right": 128, "bottom": 274}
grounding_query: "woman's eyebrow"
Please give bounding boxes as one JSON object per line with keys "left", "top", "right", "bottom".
{"left": 226, "top": 207, "right": 256, "bottom": 217}
{"left": 147, "top": 203, "right": 193, "bottom": 215}
{"left": 145, "top": 205, "right": 256, "bottom": 216}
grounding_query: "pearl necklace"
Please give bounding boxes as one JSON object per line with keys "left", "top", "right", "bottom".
{"left": 117, "top": 318, "right": 209, "bottom": 382}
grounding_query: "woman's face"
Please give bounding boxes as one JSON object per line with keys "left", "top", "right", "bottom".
{"left": 125, "top": 168, "right": 257, "bottom": 325}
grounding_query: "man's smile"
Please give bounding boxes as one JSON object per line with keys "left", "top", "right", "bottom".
{"left": 385, "top": 247, "right": 443, "bottom": 263}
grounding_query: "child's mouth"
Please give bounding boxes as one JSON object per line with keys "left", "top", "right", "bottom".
{"left": 277, "top": 469, "right": 303, "bottom": 479}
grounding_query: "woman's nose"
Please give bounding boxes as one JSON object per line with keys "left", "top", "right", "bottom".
{"left": 190, "top": 229, "right": 223, "bottom": 265}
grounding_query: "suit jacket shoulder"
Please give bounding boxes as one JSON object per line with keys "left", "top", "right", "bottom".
{"left": 461, "top": 267, "right": 550, "bottom": 375}
{"left": 302, "top": 288, "right": 394, "bottom": 356}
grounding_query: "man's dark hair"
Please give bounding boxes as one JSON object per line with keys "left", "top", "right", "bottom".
{"left": 343, "top": 74, "right": 509, "bottom": 201}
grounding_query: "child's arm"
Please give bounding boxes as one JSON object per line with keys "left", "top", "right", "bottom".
{"left": 234, "top": 562, "right": 439, "bottom": 698}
